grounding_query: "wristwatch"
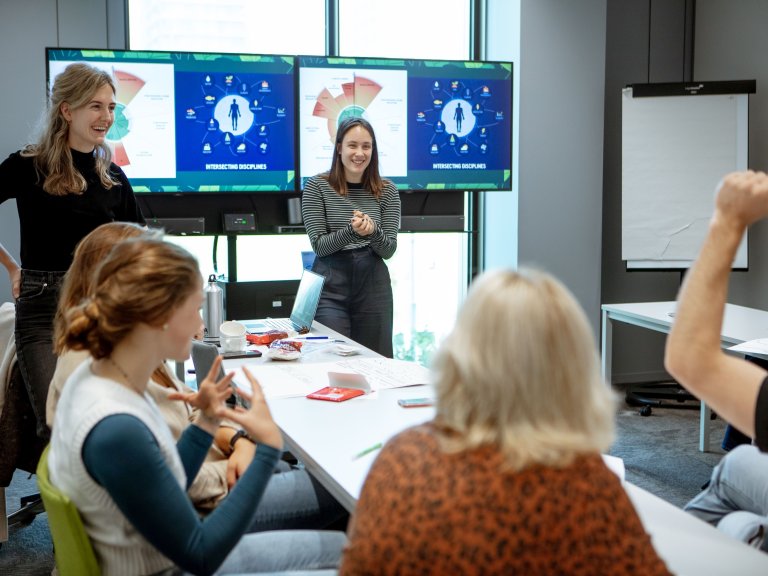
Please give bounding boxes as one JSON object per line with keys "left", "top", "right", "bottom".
{"left": 228, "top": 429, "right": 252, "bottom": 453}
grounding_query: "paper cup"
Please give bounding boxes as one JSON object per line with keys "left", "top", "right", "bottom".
{"left": 221, "top": 334, "right": 247, "bottom": 352}
{"left": 220, "top": 320, "right": 247, "bottom": 337}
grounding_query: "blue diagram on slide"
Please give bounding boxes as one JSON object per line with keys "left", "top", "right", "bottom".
{"left": 408, "top": 77, "right": 511, "bottom": 171}
{"left": 175, "top": 71, "right": 294, "bottom": 171}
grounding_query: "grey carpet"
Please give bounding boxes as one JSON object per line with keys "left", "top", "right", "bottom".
{"left": 0, "top": 392, "right": 731, "bottom": 575}
{"left": 610, "top": 398, "right": 728, "bottom": 508}
{"left": 0, "top": 469, "right": 53, "bottom": 575}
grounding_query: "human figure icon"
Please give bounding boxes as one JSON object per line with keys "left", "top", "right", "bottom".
{"left": 228, "top": 98, "right": 241, "bottom": 131}
{"left": 454, "top": 102, "right": 465, "bottom": 132}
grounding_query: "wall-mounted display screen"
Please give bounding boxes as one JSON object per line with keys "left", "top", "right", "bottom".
{"left": 47, "top": 48, "right": 297, "bottom": 193}
{"left": 298, "top": 56, "right": 512, "bottom": 191}
{"left": 47, "top": 49, "right": 512, "bottom": 194}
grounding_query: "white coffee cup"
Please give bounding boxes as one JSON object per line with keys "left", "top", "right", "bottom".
{"left": 220, "top": 320, "right": 247, "bottom": 338}
{"left": 221, "top": 334, "right": 247, "bottom": 352}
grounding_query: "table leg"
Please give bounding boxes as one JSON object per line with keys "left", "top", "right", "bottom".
{"left": 699, "top": 401, "right": 712, "bottom": 452}
{"left": 601, "top": 310, "right": 613, "bottom": 386}
{"left": 0, "top": 486, "right": 7, "bottom": 542}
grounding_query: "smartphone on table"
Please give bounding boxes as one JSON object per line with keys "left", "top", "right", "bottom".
{"left": 397, "top": 397, "right": 434, "bottom": 408}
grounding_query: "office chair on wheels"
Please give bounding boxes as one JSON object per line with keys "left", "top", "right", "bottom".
{"left": 0, "top": 302, "right": 47, "bottom": 545}
{"left": 624, "top": 380, "right": 700, "bottom": 416}
{"left": 0, "top": 358, "right": 48, "bottom": 544}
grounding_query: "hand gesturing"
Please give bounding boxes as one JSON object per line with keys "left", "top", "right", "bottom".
{"left": 217, "top": 366, "right": 283, "bottom": 451}
{"left": 169, "top": 356, "right": 234, "bottom": 432}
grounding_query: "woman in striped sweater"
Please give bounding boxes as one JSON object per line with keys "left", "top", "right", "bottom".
{"left": 301, "top": 117, "right": 401, "bottom": 357}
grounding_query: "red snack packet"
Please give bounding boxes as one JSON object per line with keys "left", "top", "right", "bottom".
{"left": 246, "top": 330, "right": 288, "bottom": 345}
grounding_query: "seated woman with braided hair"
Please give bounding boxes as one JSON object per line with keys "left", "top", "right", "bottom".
{"left": 47, "top": 222, "right": 346, "bottom": 531}
{"left": 48, "top": 234, "right": 344, "bottom": 575}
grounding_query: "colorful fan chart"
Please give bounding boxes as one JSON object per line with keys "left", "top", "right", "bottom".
{"left": 312, "top": 75, "right": 382, "bottom": 142}
{"left": 107, "top": 69, "right": 146, "bottom": 167}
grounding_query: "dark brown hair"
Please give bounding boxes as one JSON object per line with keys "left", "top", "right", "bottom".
{"left": 324, "top": 117, "right": 387, "bottom": 199}
{"left": 54, "top": 222, "right": 148, "bottom": 354}
{"left": 60, "top": 237, "right": 200, "bottom": 361}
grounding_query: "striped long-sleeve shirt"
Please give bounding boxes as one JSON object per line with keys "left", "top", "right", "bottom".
{"left": 301, "top": 175, "right": 401, "bottom": 259}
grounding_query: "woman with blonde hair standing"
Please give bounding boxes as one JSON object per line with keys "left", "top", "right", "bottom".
{"left": 341, "top": 268, "right": 671, "bottom": 575}
{"left": 0, "top": 62, "right": 144, "bottom": 441}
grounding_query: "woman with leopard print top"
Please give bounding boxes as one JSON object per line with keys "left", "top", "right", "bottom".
{"left": 341, "top": 268, "right": 671, "bottom": 575}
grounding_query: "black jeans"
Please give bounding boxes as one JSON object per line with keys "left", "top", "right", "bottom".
{"left": 312, "top": 247, "right": 393, "bottom": 357}
{"left": 14, "top": 269, "right": 65, "bottom": 440}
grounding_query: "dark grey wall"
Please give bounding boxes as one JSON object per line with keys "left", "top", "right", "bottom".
{"left": 602, "top": 0, "right": 768, "bottom": 383}
{"left": 694, "top": 0, "right": 768, "bottom": 309}
{"left": 601, "top": 0, "right": 694, "bottom": 383}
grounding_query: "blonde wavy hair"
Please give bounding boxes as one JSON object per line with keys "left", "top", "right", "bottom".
{"left": 433, "top": 268, "right": 615, "bottom": 471}
{"left": 22, "top": 62, "right": 118, "bottom": 196}
{"left": 60, "top": 237, "right": 200, "bottom": 361}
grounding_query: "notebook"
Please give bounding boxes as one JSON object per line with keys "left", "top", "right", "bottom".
{"left": 244, "top": 269, "right": 325, "bottom": 334}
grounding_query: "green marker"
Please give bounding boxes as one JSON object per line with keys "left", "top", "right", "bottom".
{"left": 352, "top": 442, "right": 383, "bottom": 461}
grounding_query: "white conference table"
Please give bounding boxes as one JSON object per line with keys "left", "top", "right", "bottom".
{"left": 220, "top": 323, "right": 432, "bottom": 512}
{"left": 601, "top": 302, "right": 768, "bottom": 451}
{"left": 225, "top": 321, "right": 768, "bottom": 575}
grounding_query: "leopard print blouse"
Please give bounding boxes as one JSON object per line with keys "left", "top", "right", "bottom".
{"left": 340, "top": 423, "right": 671, "bottom": 575}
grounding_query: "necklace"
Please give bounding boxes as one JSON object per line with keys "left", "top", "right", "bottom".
{"left": 107, "top": 356, "right": 134, "bottom": 389}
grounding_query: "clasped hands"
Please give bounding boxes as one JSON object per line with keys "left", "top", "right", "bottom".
{"left": 351, "top": 209, "right": 374, "bottom": 237}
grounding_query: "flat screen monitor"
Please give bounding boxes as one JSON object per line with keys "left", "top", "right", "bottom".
{"left": 298, "top": 56, "right": 513, "bottom": 191}
{"left": 46, "top": 48, "right": 297, "bottom": 193}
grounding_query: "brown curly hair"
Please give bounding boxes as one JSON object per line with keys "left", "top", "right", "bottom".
{"left": 59, "top": 237, "right": 200, "bottom": 360}
{"left": 54, "top": 222, "right": 149, "bottom": 354}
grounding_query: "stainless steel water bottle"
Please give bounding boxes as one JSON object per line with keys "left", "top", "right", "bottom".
{"left": 203, "top": 274, "right": 223, "bottom": 344}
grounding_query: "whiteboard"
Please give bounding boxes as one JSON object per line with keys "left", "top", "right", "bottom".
{"left": 622, "top": 88, "right": 749, "bottom": 269}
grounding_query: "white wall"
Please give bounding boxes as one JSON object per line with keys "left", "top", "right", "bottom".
{"left": 0, "top": 0, "right": 57, "bottom": 303}
{"left": 482, "top": 0, "right": 519, "bottom": 272}
{"left": 484, "top": 0, "right": 607, "bottom": 338}
{"left": 0, "top": 0, "right": 126, "bottom": 303}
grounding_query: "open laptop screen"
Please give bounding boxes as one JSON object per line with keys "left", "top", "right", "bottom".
{"left": 243, "top": 269, "right": 325, "bottom": 333}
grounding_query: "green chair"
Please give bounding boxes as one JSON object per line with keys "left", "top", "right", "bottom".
{"left": 36, "top": 444, "right": 100, "bottom": 576}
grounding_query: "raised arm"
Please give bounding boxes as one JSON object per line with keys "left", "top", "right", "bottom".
{"left": 665, "top": 171, "right": 768, "bottom": 439}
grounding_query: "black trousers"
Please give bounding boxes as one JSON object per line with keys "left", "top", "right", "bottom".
{"left": 14, "top": 269, "right": 65, "bottom": 441}
{"left": 312, "top": 247, "right": 393, "bottom": 358}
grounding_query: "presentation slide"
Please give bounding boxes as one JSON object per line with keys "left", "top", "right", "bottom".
{"left": 49, "top": 60, "right": 176, "bottom": 179}
{"left": 299, "top": 67, "right": 408, "bottom": 179}
{"left": 48, "top": 50, "right": 511, "bottom": 193}
{"left": 174, "top": 70, "right": 294, "bottom": 173}
{"left": 408, "top": 76, "right": 511, "bottom": 173}
{"left": 47, "top": 49, "right": 297, "bottom": 192}
{"left": 298, "top": 56, "right": 512, "bottom": 191}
